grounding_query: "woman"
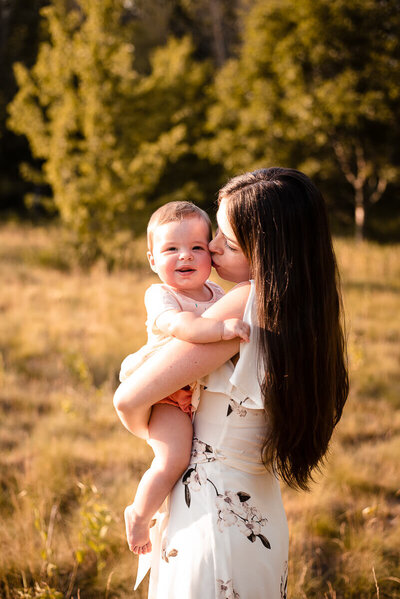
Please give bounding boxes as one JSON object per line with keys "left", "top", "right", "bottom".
{"left": 114, "top": 167, "right": 349, "bottom": 599}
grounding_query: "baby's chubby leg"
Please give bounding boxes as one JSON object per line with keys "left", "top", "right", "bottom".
{"left": 124, "top": 404, "right": 193, "bottom": 554}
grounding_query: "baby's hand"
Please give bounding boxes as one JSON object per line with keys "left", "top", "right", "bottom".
{"left": 222, "top": 318, "right": 250, "bottom": 342}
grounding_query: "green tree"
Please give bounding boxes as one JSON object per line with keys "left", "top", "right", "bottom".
{"left": 8, "top": 0, "right": 212, "bottom": 266}
{"left": 203, "top": 0, "right": 400, "bottom": 239}
{"left": 8, "top": 0, "right": 138, "bottom": 265}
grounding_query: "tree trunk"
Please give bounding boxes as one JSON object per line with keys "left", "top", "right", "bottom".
{"left": 333, "top": 141, "right": 368, "bottom": 241}
{"left": 354, "top": 186, "right": 365, "bottom": 242}
{"left": 208, "top": 0, "right": 226, "bottom": 67}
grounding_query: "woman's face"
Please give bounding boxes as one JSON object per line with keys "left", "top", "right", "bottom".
{"left": 209, "top": 198, "right": 251, "bottom": 283}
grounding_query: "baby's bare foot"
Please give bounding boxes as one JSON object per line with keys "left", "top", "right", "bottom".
{"left": 134, "top": 541, "right": 152, "bottom": 555}
{"left": 124, "top": 504, "right": 152, "bottom": 554}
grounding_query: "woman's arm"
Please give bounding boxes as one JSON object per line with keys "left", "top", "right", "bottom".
{"left": 113, "top": 281, "right": 250, "bottom": 436}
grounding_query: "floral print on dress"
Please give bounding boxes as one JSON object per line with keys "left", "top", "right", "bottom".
{"left": 280, "top": 560, "right": 288, "bottom": 599}
{"left": 182, "top": 438, "right": 271, "bottom": 549}
{"left": 161, "top": 546, "right": 179, "bottom": 563}
{"left": 191, "top": 437, "right": 216, "bottom": 464}
{"left": 182, "top": 464, "right": 208, "bottom": 505}
{"left": 182, "top": 437, "right": 217, "bottom": 507}
{"left": 217, "top": 579, "right": 240, "bottom": 599}
{"left": 216, "top": 490, "right": 270, "bottom": 548}
{"left": 226, "top": 398, "right": 248, "bottom": 417}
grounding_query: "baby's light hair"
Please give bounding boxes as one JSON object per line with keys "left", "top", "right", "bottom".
{"left": 147, "top": 201, "right": 212, "bottom": 252}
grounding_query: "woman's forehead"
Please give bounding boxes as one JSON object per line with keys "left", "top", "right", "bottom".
{"left": 216, "top": 200, "right": 233, "bottom": 236}
{"left": 216, "top": 199, "right": 227, "bottom": 225}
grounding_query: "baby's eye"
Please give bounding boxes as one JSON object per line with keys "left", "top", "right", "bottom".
{"left": 192, "top": 245, "right": 205, "bottom": 250}
{"left": 164, "top": 247, "right": 177, "bottom": 252}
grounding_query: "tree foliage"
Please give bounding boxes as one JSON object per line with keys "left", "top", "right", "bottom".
{"left": 8, "top": 0, "right": 213, "bottom": 266}
{"left": 203, "top": 0, "right": 400, "bottom": 238}
{"left": 5, "top": 0, "right": 400, "bottom": 254}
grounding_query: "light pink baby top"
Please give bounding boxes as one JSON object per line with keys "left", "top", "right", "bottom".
{"left": 145, "top": 281, "right": 225, "bottom": 345}
{"left": 119, "top": 280, "right": 224, "bottom": 383}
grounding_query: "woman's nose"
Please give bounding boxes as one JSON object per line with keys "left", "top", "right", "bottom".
{"left": 209, "top": 235, "right": 222, "bottom": 254}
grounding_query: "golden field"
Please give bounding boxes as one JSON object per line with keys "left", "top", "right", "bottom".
{"left": 0, "top": 223, "right": 399, "bottom": 598}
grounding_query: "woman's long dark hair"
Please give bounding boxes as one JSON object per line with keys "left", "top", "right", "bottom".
{"left": 219, "top": 167, "right": 349, "bottom": 490}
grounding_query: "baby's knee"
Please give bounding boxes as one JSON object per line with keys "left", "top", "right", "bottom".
{"left": 172, "top": 445, "right": 191, "bottom": 474}
{"left": 154, "top": 445, "right": 191, "bottom": 480}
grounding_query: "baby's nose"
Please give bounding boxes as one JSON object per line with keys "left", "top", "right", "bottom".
{"left": 179, "top": 249, "right": 193, "bottom": 259}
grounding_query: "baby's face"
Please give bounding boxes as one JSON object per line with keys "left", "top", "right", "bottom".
{"left": 147, "top": 216, "right": 212, "bottom": 292}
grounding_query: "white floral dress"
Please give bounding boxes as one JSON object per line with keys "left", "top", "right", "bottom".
{"left": 135, "top": 281, "right": 289, "bottom": 599}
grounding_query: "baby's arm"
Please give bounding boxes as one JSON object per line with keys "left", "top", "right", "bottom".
{"left": 156, "top": 310, "right": 250, "bottom": 343}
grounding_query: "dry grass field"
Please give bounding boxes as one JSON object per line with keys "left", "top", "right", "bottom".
{"left": 0, "top": 223, "right": 399, "bottom": 598}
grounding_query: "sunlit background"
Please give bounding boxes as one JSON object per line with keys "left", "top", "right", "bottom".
{"left": 0, "top": 1, "right": 399, "bottom": 597}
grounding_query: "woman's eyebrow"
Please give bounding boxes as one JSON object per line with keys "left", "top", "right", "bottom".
{"left": 215, "top": 214, "right": 239, "bottom": 245}
{"left": 218, "top": 227, "right": 238, "bottom": 245}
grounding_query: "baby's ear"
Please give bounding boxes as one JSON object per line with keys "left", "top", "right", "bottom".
{"left": 147, "top": 251, "right": 157, "bottom": 273}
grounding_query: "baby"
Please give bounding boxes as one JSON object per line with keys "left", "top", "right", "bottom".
{"left": 120, "top": 201, "right": 250, "bottom": 555}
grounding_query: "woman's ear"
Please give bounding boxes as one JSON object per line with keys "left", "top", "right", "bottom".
{"left": 147, "top": 251, "right": 157, "bottom": 273}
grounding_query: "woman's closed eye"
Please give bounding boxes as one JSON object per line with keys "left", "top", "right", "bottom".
{"left": 224, "top": 239, "right": 238, "bottom": 251}
{"left": 213, "top": 227, "right": 238, "bottom": 252}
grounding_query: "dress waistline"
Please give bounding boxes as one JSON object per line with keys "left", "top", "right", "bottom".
{"left": 190, "top": 436, "right": 267, "bottom": 475}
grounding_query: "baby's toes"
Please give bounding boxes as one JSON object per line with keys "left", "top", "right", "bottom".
{"left": 142, "top": 541, "right": 152, "bottom": 554}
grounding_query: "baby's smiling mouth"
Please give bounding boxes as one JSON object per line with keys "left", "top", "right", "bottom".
{"left": 176, "top": 266, "right": 195, "bottom": 272}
